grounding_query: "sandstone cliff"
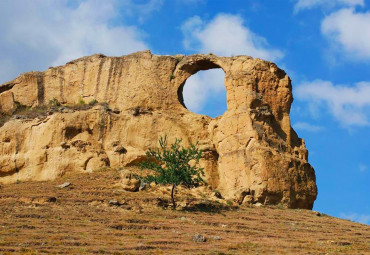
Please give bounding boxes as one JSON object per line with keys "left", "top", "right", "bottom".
{"left": 0, "top": 50, "right": 317, "bottom": 209}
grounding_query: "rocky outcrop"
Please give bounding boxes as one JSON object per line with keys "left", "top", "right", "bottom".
{"left": 0, "top": 50, "right": 317, "bottom": 209}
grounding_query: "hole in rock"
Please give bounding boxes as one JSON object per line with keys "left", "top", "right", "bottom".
{"left": 182, "top": 69, "right": 227, "bottom": 118}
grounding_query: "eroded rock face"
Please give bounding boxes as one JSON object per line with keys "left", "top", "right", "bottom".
{"left": 0, "top": 50, "right": 317, "bottom": 209}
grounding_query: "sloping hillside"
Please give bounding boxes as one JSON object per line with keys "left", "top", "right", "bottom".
{"left": 0, "top": 168, "right": 368, "bottom": 254}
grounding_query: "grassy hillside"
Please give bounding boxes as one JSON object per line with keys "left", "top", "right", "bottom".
{"left": 0, "top": 168, "right": 369, "bottom": 254}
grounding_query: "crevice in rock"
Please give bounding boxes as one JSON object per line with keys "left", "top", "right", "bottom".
{"left": 104, "top": 59, "right": 114, "bottom": 102}
{"left": 59, "top": 74, "right": 65, "bottom": 103}
{"left": 83, "top": 157, "right": 94, "bottom": 170}
{"left": 14, "top": 132, "right": 20, "bottom": 174}
{"left": 0, "top": 82, "right": 17, "bottom": 94}
{"left": 37, "top": 75, "right": 45, "bottom": 105}
{"left": 95, "top": 57, "right": 106, "bottom": 97}
{"left": 80, "top": 60, "right": 87, "bottom": 96}
{"left": 114, "top": 58, "right": 124, "bottom": 103}
{"left": 130, "top": 107, "right": 153, "bottom": 116}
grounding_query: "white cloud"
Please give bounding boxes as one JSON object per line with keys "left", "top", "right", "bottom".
{"left": 183, "top": 69, "right": 226, "bottom": 113}
{"left": 120, "top": 0, "right": 164, "bottom": 23}
{"left": 181, "top": 14, "right": 283, "bottom": 61}
{"left": 296, "top": 80, "right": 370, "bottom": 127}
{"left": 294, "top": 0, "right": 364, "bottom": 13}
{"left": 340, "top": 213, "right": 370, "bottom": 225}
{"left": 0, "top": 0, "right": 154, "bottom": 84}
{"left": 321, "top": 8, "right": 370, "bottom": 60}
{"left": 293, "top": 122, "right": 323, "bottom": 132}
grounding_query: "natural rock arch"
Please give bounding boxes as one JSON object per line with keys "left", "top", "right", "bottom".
{"left": 174, "top": 56, "right": 229, "bottom": 112}
{"left": 0, "top": 50, "right": 317, "bottom": 209}
{"left": 177, "top": 62, "right": 227, "bottom": 117}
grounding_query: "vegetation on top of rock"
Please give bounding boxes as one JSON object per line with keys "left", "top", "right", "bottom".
{"left": 138, "top": 135, "right": 205, "bottom": 209}
{"left": 0, "top": 98, "right": 104, "bottom": 128}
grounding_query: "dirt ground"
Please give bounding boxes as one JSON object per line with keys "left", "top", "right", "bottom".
{"left": 0, "top": 168, "right": 369, "bottom": 254}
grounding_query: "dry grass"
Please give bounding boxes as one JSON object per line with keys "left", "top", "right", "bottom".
{"left": 0, "top": 168, "right": 369, "bottom": 254}
{"left": 0, "top": 100, "right": 107, "bottom": 128}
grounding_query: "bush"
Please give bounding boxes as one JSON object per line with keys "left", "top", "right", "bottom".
{"left": 138, "top": 135, "right": 205, "bottom": 209}
{"left": 88, "top": 99, "right": 98, "bottom": 106}
{"left": 78, "top": 97, "right": 86, "bottom": 105}
{"left": 48, "top": 97, "right": 61, "bottom": 107}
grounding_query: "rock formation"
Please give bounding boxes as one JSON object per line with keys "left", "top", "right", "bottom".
{"left": 0, "top": 50, "right": 317, "bottom": 209}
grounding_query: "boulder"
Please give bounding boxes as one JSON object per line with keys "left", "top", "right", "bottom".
{"left": 192, "top": 234, "right": 206, "bottom": 243}
{"left": 120, "top": 170, "right": 140, "bottom": 192}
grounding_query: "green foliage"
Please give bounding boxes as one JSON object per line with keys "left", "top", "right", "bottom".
{"left": 88, "top": 99, "right": 98, "bottom": 106}
{"left": 226, "top": 200, "right": 233, "bottom": 206}
{"left": 78, "top": 97, "right": 86, "bottom": 105}
{"left": 48, "top": 97, "right": 61, "bottom": 107}
{"left": 139, "top": 135, "right": 204, "bottom": 187}
{"left": 169, "top": 74, "right": 175, "bottom": 80}
{"left": 138, "top": 135, "right": 205, "bottom": 208}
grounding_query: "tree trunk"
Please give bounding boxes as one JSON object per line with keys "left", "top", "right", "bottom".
{"left": 171, "top": 183, "right": 176, "bottom": 209}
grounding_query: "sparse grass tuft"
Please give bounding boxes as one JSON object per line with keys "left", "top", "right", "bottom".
{"left": 49, "top": 97, "right": 61, "bottom": 107}
{"left": 78, "top": 97, "right": 86, "bottom": 105}
{"left": 88, "top": 99, "right": 98, "bottom": 106}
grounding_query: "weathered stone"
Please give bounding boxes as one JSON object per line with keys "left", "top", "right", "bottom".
{"left": 0, "top": 51, "right": 317, "bottom": 209}
{"left": 192, "top": 234, "right": 206, "bottom": 243}
{"left": 139, "top": 181, "right": 147, "bottom": 191}
{"left": 242, "top": 195, "right": 254, "bottom": 205}
{"left": 56, "top": 182, "right": 72, "bottom": 188}
{"left": 0, "top": 90, "right": 15, "bottom": 114}
{"left": 314, "top": 211, "right": 321, "bottom": 216}
{"left": 120, "top": 170, "right": 140, "bottom": 192}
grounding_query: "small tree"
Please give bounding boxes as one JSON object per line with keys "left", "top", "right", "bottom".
{"left": 139, "top": 135, "right": 205, "bottom": 209}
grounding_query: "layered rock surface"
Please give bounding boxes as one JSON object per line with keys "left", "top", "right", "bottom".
{"left": 0, "top": 50, "right": 317, "bottom": 208}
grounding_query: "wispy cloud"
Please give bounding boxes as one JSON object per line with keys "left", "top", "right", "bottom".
{"left": 321, "top": 8, "right": 370, "bottom": 61}
{"left": 294, "top": 0, "right": 364, "bottom": 13}
{"left": 181, "top": 14, "right": 283, "bottom": 61}
{"left": 0, "top": 0, "right": 157, "bottom": 84}
{"left": 176, "top": 0, "right": 205, "bottom": 4}
{"left": 293, "top": 122, "right": 323, "bottom": 132}
{"left": 340, "top": 213, "right": 370, "bottom": 225}
{"left": 295, "top": 80, "right": 370, "bottom": 127}
{"left": 359, "top": 164, "right": 368, "bottom": 172}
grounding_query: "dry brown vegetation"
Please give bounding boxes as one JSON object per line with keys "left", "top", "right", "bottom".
{"left": 0, "top": 99, "right": 104, "bottom": 128}
{"left": 0, "top": 168, "right": 369, "bottom": 254}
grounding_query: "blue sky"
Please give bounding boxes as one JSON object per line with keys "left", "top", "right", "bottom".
{"left": 0, "top": 0, "right": 369, "bottom": 225}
